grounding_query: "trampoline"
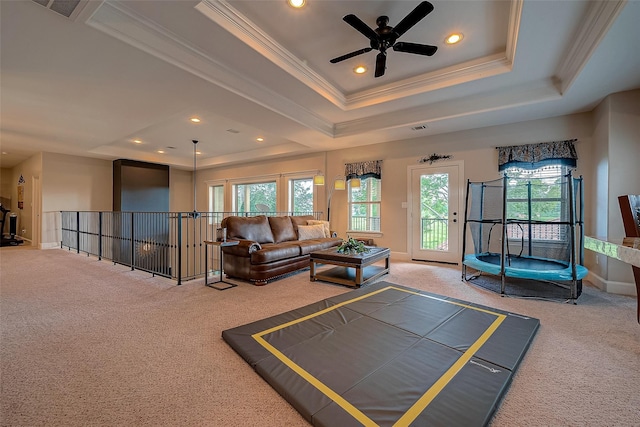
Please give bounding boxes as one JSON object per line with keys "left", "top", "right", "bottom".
{"left": 464, "top": 254, "right": 588, "bottom": 282}
{"left": 462, "top": 172, "right": 588, "bottom": 302}
{"left": 223, "top": 281, "right": 540, "bottom": 427}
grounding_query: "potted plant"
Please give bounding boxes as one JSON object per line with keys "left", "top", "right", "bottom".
{"left": 337, "top": 237, "right": 370, "bottom": 255}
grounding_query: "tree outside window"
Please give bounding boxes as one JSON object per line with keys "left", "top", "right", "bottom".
{"left": 348, "top": 177, "right": 381, "bottom": 232}
{"left": 505, "top": 165, "right": 568, "bottom": 241}
{"left": 289, "top": 178, "right": 313, "bottom": 214}
{"left": 234, "top": 181, "right": 276, "bottom": 213}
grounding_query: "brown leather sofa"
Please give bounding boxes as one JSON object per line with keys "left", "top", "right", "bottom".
{"left": 220, "top": 215, "right": 341, "bottom": 285}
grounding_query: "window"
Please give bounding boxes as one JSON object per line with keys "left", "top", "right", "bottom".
{"left": 208, "top": 184, "right": 225, "bottom": 224}
{"left": 348, "top": 177, "right": 381, "bottom": 232}
{"left": 288, "top": 177, "right": 314, "bottom": 214}
{"left": 504, "top": 165, "right": 569, "bottom": 241}
{"left": 233, "top": 181, "right": 277, "bottom": 213}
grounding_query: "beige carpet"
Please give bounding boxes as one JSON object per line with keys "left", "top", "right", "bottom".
{"left": 1, "top": 246, "right": 639, "bottom": 426}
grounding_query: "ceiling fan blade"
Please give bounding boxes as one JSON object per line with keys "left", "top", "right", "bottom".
{"left": 393, "top": 42, "right": 438, "bottom": 56}
{"left": 392, "top": 1, "right": 434, "bottom": 38}
{"left": 343, "top": 14, "right": 379, "bottom": 42}
{"left": 375, "top": 52, "right": 387, "bottom": 77}
{"left": 330, "top": 47, "right": 373, "bottom": 64}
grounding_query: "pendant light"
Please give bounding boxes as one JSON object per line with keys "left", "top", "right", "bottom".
{"left": 190, "top": 139, "right": 200, "bottom": 218}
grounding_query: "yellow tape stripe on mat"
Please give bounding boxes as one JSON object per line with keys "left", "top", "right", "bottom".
{"left": 393, "top": 313, "right": 506, "bottom": 427}
{"left": 253, "top": 335, "right": 378, "bottom": 427}
{"left": 252, "top": 285, "right": 505, "bottom": 427}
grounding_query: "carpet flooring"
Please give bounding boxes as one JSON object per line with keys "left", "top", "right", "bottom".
{"left": 1, "top": 246, "right": 639, "bottom": 426}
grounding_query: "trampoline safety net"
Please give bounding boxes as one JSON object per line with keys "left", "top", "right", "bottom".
{"left": 462, "top": 171, "right": 587, "bottom": 300}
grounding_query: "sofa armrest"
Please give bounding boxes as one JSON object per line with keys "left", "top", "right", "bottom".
{"left": 221, "top": 239, "right": 262, "bottom": 257}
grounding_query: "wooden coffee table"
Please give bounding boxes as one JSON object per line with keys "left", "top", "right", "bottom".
{"left": 309, "top": 247, "right": 390, "bottom": 287}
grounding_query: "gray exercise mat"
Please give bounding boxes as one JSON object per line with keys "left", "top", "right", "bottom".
{"left": 222, "top": 281, "right": 539, "bottom": 426}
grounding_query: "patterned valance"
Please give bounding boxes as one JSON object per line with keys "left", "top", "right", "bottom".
{"left": 497, "top": 139, "right": 578, "bottom": 171}
{"left": 345, "top": 160, "right": 382, "bottom": 180}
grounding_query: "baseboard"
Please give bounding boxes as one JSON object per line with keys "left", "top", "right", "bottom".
{"left": 586, "top": 272, "right": 636, "bottom": 296}
{"left": 40, "top": 241, "right": 61, "bottom": 250}
{"left": 390, "top": 251, "right": 410, "bottom": 261}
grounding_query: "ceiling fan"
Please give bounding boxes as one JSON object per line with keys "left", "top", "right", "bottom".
{"left": 330, "top": 1, "right": 438, "bottom": 78}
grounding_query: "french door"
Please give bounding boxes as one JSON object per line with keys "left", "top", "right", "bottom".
{"left": 409, "top": 163, "right": 462, "bottom": 264}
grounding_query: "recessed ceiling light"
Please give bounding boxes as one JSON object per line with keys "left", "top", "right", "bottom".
{"left": 287, "top": 0, "right": 305, "bottom": 9}
{"left": 190, "top": 117, "right": 201, "bottom": 123}
{"left": 133, "top": 139, "right": 142, "bottom": 144}
{"left": 354, "top": 66, "right": 367, "bottom": 74}
{"left": 157, "top": 150, "right": 165, "bottom": 154}
{"left": 256, "top": 137, "right": 264, "bottom": 142}
{"left": 445, "top": 33, "right": 463, "bottom": 44}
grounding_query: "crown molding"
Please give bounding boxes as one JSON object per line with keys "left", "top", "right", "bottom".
{"left": 334, "top": 79, "right": 560, "bottom": 137}
{"left": 505, "top": 0, "right": 523, "bottom": 63}
{"left": 195, "top": 0, "right": 346, "bottom": 108}
{"left": 86, "top": 1, "right": 334, "bottom": 137}
{"left": 555, "top": 0, "right": 626, "bottom": 94}
{"left": 344, "top": 53, "right": 511, "bottom": 109}
{"left": 198, "top": 0, "right": 522, "bottom": 111}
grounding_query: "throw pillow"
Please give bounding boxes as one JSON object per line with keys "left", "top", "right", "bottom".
{"left": 307, "top": 220, "right": 330, "bottom": 238}
{"left": 297, "top": 224, "right": 326, "bottom": 240}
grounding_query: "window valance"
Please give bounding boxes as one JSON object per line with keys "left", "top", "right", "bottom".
{"left": 345, "top": 160, "right": 382, "bottom": 180}
{"left": 497, "top": 139, "right": 578, "bottom": 171}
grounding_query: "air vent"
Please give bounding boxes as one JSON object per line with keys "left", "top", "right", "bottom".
{"left": 31, "top": 0, "right": 82, "bottom": 18}
{"left": 411, "top": 125, "right": 428, "bottom": 131}
{"left": 226, "top": 129, "right": 240, "bottom": 134}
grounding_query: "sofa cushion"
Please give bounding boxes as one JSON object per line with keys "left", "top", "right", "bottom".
{"left": 306, "top": 220, "right": 330, "bottom": 238}
{"left": 289, "top": 215, "right": 316, "bottom": 238}
{"left": 298, "top": 224, "right": 326, "bottom": 240}
{"left": 225, "top": 215, "right": 275, "bottom": 244}
{"left": 250, "top": 242, "right": 302, "bottom": 264}
{"left": 298, "top": 238, "right": 343, "bottom": 255}
{"left": 268, "top": 216, "right": 297, "bottom": 243}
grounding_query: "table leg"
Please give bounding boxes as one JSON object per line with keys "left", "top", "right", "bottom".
{"left": 310, "top": 259, "right": 317, "bottom": 281}
{"left": 355, "top": 266, "right": 363, "bottom": 286}
{"left": 206, "top": 245, "right": 237, "bottom": 291}
{"left": 204, "top": 244, "right": 209, "bottom": 286}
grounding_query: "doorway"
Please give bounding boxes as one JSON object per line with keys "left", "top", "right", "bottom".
{"left": 32, "top": 176, "right": 41, "bottom": 248}
{"left": 408, "top": 162, "right": 463, "bottom": 264}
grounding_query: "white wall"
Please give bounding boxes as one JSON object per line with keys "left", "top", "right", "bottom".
{"left": 194, "top": 152, "right": 326, "bottom": 213}
{"left": 604, "top": 90, "right": 640, "bottom": 289}
{"left": 170, "top": 168, "right": 193, "bottom": 212}
{"left": 326, "top": 112, "right": 594, "bottom": 256}
{"left": 38, "top": 153, "right": 113, "bottom": 248}
{"left": 15, "top": 89, "right": 639, "bottom": 294}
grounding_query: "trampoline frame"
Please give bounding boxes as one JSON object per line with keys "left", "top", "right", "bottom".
{"left": 461, "top": 171, "right": 587, "bottom": 303}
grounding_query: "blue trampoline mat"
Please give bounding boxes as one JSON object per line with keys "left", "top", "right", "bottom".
{"left": 464, "top": 253, "right": 588, "bottom": 281}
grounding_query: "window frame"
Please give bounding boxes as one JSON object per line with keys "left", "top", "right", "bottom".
{"left": 285, "top": 173, "right": 316, "bottom": 215}
{"left": 231, "top": 178, "right": 278, "bottom": 214}
{"left": 347, "top": 176, "right": 381, "bottom": 234}
{"left": 206, "top": 180, "right": 226, "bottom": 225}
{"left": 503, "top": 164, "right": 570, "bottom": 243}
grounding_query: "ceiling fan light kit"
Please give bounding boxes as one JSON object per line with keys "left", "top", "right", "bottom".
{"left": 330, "top": 1, "right": 438, "bottom": 78}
